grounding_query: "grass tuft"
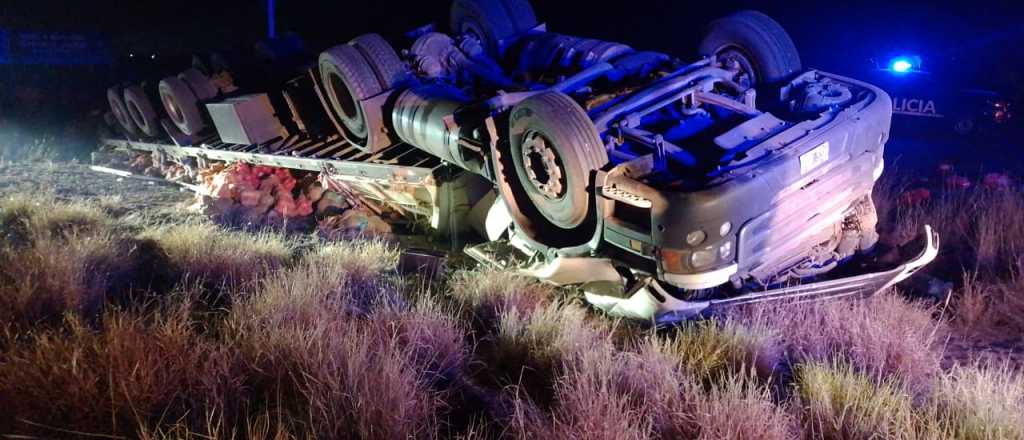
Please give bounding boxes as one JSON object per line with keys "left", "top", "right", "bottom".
{"left": 796, "top": 361, "right": 920, "bottom": 439}
{"left": 139, "top": 223, "right": 294, "bottom": 291}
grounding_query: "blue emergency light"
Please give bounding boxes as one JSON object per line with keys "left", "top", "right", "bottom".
{"left": 891, "top": 58, "right": 913, "bottom": 73}
{"left": 887, "top": 55, "right": 921, "bottom": 75}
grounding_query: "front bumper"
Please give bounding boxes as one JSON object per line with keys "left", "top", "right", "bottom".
{"left": 585, "top": 225, "right": 939, "bottom": 325}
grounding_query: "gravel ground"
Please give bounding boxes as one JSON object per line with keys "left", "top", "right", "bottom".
{"left": 0, "top": 160, "right": 199, "bottom": 223}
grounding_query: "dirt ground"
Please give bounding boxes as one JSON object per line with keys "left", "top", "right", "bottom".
{"left": 0, "top": 160, "right": 196, "bottom": 219}
{"left": 0, "top": 161, "right": 190, "bottom": 204}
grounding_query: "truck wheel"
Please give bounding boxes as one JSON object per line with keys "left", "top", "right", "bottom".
{"left": 450, "top": 0, "right": 538, "bottom": 56}
{"left": 509, "top": 91, "right": 608, "bottom": 229}
{"left": 159, "top": 76, "right": 205, "bottom": 135}
{"left": 123, "top": 85, "right": 160, "bottom": 137}
{"left": 107, "top": 86, "right": 137, "bottom": 135}
{"left": 319, "top": 44, "right": 384, "bottom": 148}
{"left": 350, "top": 34, "right": 408, "bottom": 90}
{"left": 698, "top": 10, "right": 801, "bottom": 87}
{"left": 178, "top": 68, "right": 218, "bottom": 101}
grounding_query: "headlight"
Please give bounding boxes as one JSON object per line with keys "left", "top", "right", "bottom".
{"left": 690, "top": 248, "right": 717, "bottom": 268}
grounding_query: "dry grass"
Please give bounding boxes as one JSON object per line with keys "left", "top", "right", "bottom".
{"left": 0, "top": 196, "right": 159, "bottom": 326}
{"left": 689, "top": 376, "right": 797, "bottom": 440}
{"left": 221, "top": 239, "right": 455, "bottom": 438}
{"left": 0, "top": 308, "right": 221, "bottom": 437}
{"left": 3, "top": 178, "right": 1024, "bottom": 438}
{"left": 927, "top": 362, "right": 1024, "bottom": 440}
{"left": 796, "top": 361, "right": 920, "bottom": 439}
{"left": 448, "top": 269, "right": 552, "bottom": 330}
{"left": 875, "top": 175, "right": 1024, "bottom": 363}
{"left": 653, "top": 318, "right": 783, "bottom": 383}
{"left": 139, "top": 223, "right": 294, "bottom": 291}
{"left": 735, "top": 291, "right": 945, "bottom": 389}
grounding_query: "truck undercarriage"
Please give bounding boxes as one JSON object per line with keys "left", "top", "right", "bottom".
{"left": 96, "top": 0, "right": 938, "bottom": 323}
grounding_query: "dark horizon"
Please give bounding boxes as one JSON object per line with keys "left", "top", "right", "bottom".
{"left": 3, "top": 0, "right": 1022, "bottom": 76}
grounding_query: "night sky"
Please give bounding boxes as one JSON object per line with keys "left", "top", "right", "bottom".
{"left": 4, "top": 0, "right": 1022, "bottom": 71}
{"left": 1, "top": 0, "right": 1022, "bottom": 118}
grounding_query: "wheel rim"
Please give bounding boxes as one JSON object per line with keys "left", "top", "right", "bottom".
{"left": 326, "top": 70, "right": 367, "bottom": 140}
{"left": 110, "top": 96, "right": 128, "bottom": 127}
{"left": 162, "top": 92, "right": 184, "bottom": 125}
{"left": 716, "top": 47, "right": 757, "bottom": 89}
{"left": 127, "top": 100, "right": 145, "bottom": 128}
{"left": 520, "top": 130, "right": 566, "bottom": 200}
{"left": 458, "top": 19, "right": 490, "bottom": 55}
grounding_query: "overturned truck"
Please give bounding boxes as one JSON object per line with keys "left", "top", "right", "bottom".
{"left": 98, "top": 0, "right": 937, "bottom": 323}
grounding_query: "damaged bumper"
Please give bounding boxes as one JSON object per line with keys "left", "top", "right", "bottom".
{"left": 584, "top": 225, "right": 939, "bottom": 325}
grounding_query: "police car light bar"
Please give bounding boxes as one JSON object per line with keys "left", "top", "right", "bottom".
{"left": 886, "top": 55, "right": 922, "bottom": 75}
{"left": 891, "top": 58, "right": 913, "bottom": 73}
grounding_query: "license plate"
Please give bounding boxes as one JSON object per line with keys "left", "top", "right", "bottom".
{"left": 800, "top": 142, "right": 830, "bottom": 175}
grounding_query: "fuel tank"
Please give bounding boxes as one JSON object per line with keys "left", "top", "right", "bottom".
{"left": 391, "top": 85, "right": 477, "bottom": 171}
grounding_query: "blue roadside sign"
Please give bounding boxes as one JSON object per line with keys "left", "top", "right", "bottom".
{"left": 0, "top": 28, "right": 112, "bottom": 66}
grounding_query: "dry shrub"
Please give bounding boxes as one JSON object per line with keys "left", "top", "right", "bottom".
{"left": 485, "top": 300, "right": 610, "bottom": 398}
{"left": 139, "top": 410, "right": 304, "bottom": 440}
{"left": 653, "top": 318, "right": 783, "bottom": 383}
{"left": 740, "top": 291, "right": 944, "bottom": 388}
{"left": 927, "top": 362, "right": 1024, "bottom": 439}
{"left": 449, "top": 270, "right": 552, "bottom": 328}
{"left": 297, "top": 318, "right": 445, "bottom": 439}
{"left": 509, "top": 344, "right": 682, "bottom": 439}
{"left": 510, "top": 326, "right": 794, "bottom": 440}
{"left": 0, "top": 198, "right": 168, "bottom": 326}
{"left": 949, "top": 272, "right": 1024, "bottom": 338}
{"left": 0, "top": 195, "right": 112, "bottom": 245}
{"left": 542, "top": 347, "right": 659, "bottom": 439}
{"left": 0, "top": 232, "right": 125, "bottom": 325}
{"left": 950, "top": 272, "right": 991, "bottom": 335}
{"left": 139, "top": 223, "right": 293, "bottom": 290}
{"left": 226, "top": 241, "right": 455, "bottom": 439}
{"left": 688, "top": 376, "right": 797, "bottom": 440}
{"left": 380, "top": 301, "right": 468, "bottom": 384}
{"left": 0, "top": 309, "right": 221, "bottom": 437}
{"left": 796, "top": 361, "right": 920, "bottom": 440}
{"left": 883, "top": 183, "right": 1024, "bottom": 275}
{"left": 232, "top": 240, "right": 400, "bottom": 329}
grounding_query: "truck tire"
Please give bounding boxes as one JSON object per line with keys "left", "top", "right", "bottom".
{"left": 450, "top": 0, "right": 538, "bottom": 56}
{"left": 509, "top": 91, "right": 608, "bottom": 229}
{"left": 159, "top": 76, "right": 205, "bottom": 135}
{"left": 698, "top": 10, "right": 801, "bottom": 86}
{"left": 178, "top": 68, "right": 218, "bottom": 101}
{"left": 349, "top": 34, "right": 408, "bottom": 90}
{"left": 319, "top": 44, "right": 384, "bottom": 149}
{"left": 107, "top": 86, "right": 137, "bottom": 135}
{"left": 123, "top": 85, "right": 161, "bottom": 137}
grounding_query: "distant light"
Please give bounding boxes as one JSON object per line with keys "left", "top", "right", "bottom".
{"left": 150, "top": 54, "right": 157, "bottom": 60}
{"left": 129, "top": 53, "right": 135, "bottom": 58}
{"left": 891, "top": 58, "right": 913, "bottom": 73}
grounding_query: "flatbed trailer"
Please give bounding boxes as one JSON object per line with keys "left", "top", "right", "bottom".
{"left": 98, "top": 131, "right": 497, "bottom": 243}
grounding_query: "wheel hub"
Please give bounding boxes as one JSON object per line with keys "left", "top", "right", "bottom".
{"left": 717, "top": 48, "right": 755, "bottom": 89}
{"left": 521, "top": 131, "right": 565, "bottom": 199}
